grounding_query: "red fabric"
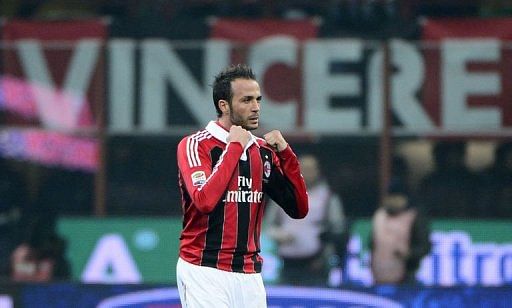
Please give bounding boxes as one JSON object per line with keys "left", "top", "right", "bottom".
{"left": 211, "top": 19, "right": 317, "bottom": 43}
{"left": 422, "top": 18, "right": 512, "bottom": 40}
{"left": 2, "top": 19, "right": 107, "bottom": 41}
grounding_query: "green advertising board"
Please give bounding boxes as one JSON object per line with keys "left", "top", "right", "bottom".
{"left": 58, "top": 218, "right": 512, "bottom": 286}
{"left": 58, "top": 217, "right": 182, "bottom": 283}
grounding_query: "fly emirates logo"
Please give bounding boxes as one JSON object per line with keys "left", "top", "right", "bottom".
{"left": 223, "top": 176, "right": 263, "bottom": 203}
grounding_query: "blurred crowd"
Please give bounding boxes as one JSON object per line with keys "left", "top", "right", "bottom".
{"left": 1, "top": 0, "right": 511, "bottom": 38}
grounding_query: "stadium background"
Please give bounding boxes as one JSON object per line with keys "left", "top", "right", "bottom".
{"left": 1, "top": 1, "right": 512, "bottom": 307}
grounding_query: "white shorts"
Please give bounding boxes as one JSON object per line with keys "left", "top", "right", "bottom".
{"left": 176, "top": 257, "right": 267, "bottom": 308}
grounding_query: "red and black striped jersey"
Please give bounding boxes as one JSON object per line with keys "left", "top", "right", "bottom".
{"left": 176, "top": 121, "right": 308, "bottom": 273}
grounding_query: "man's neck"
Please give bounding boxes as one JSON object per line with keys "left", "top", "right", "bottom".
{"left": 217, "top": 118, "right": 233, "bottom": 132}
{"left": 217, "top": 117, "right": 232, "bottom": 131}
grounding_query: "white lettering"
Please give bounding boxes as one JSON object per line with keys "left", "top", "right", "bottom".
{"left": 237, "top": 176, "right": 252, "bottom": 189}
{"left": 223, "top": 190, "right": 263, "bottom": 203}
{"left": 104, "top": 38, "right": 509, "bottom": 134}
{"left": 108, "top": 39, "right": 136, "bottom": 132}
{"left": 140, "top": 40, "right": 229, "bottom": 131}
{"left": 17, "top": 39, "right": 100, "bottom": 130}
{"left": 344, "top": 231, "right": 512, "bottom": 287}
{"left": 442, "top": 40, "right": 501, "bottom": 129}
{"left": 304, "top": 40, "right": 363, "bottom": 132}
{"left": 225, "top": 191, "right": 237, "bottom": 202}
{"left": 82, "top": 234, "right": 142, "bottom": 283}
{"left": 368, "top": 40, "right": 434, "bottom": 131}
{"left": 391, "top": 40, "right": 433, "bottom": 130}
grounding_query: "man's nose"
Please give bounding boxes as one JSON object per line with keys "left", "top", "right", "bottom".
{"left": 252, "top": 100, "right": 260, "bottom": 111}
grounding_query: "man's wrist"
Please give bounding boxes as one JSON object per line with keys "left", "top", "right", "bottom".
{"left": 228, "top": 141, "right": 244, "bottom": 151}
{"left": 276, "top": 142, "right": 288, "bottom": 152}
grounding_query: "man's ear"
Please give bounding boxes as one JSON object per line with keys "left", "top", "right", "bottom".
{"left": 219, "top": 100, "right": 230, "bottom": 115}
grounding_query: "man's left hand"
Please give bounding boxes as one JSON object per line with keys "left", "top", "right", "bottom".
{"left": 264, "top": 130, "right": 288, "bottom": 152}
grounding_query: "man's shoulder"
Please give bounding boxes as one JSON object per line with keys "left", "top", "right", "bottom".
{"left": 180, "top": 129, "right": 214, "bottom": 144}
{"left": 178, "top": 130, "right": 225, "bottom": 157}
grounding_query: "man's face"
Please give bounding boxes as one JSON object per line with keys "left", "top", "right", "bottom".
{"left": 228, "top": 78, "right": 261, "bottom": 130}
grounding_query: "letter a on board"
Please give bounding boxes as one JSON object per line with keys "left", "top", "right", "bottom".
{"left": 81, "top": 234, "right": 142, "bottom": 283}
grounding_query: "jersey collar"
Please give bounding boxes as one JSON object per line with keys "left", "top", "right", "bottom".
{"left": 205, "top": 121, "right": 258, "bottom": 159}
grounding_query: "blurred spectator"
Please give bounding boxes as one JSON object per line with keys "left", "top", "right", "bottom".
{"left": 10, "top": 208, "right": 70, "bottom": 282}
{"left": 0, "top": 159, "right": 26, "bottom": 279}
{"left": 416, "top": 141, "right": 480, "bottom": 218}
{"left": 266, "top": 153, "right": 348, "bottom": 286}
{"left": 370, "top": 175, "right": 431, "bottom": 284}
{"left": 478, "top": 142, "right": 512, "bottom": 218}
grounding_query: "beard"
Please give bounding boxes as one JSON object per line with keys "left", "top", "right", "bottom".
{"left": 229, "top": 113, "right": 245, "bottom": 127}
{"left": 228, "top": 101, "right": 258, "bottom": 130}
{"left": 230, "top": 112, "right": 257, "bottom": 131}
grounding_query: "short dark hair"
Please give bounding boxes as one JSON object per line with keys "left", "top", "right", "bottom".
{"left": 212, "top": 64, "right": 256, "bottom": 117}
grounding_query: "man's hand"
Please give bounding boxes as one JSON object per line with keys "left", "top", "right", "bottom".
{"left": 264, "top": 130, "right": 288, "bottom": 152}
{"left": 227, "top": 125, "right": 251, "bottom": 148}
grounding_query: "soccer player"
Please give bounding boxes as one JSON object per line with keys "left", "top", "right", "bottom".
{"left": 176, "top": 64, "right": 309, "bottom": 307}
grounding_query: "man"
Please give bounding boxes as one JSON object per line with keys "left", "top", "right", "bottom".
{"left": 370, "top": 177, "right": 431, "bottom": 284}
{"left": 266, "top": 153, "right": 347, "bottom": 286}
{"left": 176, "top": 64, "right": 309, "bottom": 307}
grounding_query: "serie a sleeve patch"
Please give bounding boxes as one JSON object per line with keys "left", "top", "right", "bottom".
{"left": 191, "top": 171, "right": 207, "bottom": 186}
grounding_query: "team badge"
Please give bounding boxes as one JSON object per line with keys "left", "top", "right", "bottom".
{"left": 191, "top": 171, "right": 206, "bottom": 186}
{"left": 264, "top": 161, "right": 271, "bottom": 178}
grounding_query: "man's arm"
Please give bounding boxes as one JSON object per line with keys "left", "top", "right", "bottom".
{"left": 177, "top": 137, "right": 243, "bottom": 214}
{"left": 265, "top": 143, "right": 309, "bottom": 219}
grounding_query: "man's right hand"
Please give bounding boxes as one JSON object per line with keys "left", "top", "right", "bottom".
{"left": 227, "top": 125, "right": 250, "bottom": 148}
